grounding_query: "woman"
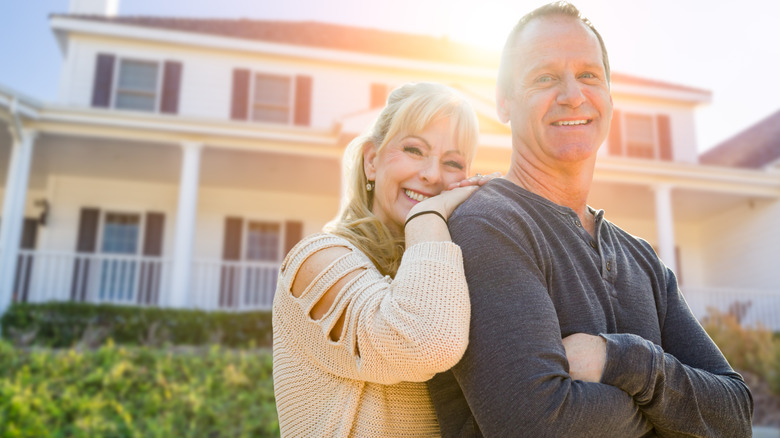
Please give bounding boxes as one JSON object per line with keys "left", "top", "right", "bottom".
{"left": 272, "top": 82, "right": 491, "bottom": 437}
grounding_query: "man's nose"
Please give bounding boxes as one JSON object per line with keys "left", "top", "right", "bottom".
{"left": 556, "top": 76, "right": 586, "bottom": 108}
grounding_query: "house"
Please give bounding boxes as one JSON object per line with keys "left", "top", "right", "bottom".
{"left": 2, "top": 0, "right": 779, "bottom": 329}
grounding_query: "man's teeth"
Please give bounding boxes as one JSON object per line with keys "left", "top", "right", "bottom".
{"left": 404, "top": 189, "right": 430, "bottom": 202}
{"left": 554, "top": 119, "right": 590, "bottom": 126}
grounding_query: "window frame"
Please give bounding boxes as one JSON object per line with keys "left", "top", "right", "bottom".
{"left": 96, "top": 210, "right": 146, "bottom": 257}
{"left": 110, "top": 57, "right": 164, "bottom": 113}
{"left": 615, "top": 111, "right": 662, "bottom": 160}
{"left": 248, "top": 72, "right": 296, "bottom": 125}
{"left": 243, "top": 219, "right": 286, "bottom": 263}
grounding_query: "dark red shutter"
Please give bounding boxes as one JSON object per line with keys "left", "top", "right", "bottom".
{"left": 160, "top": 61, "right": 182, "bottom": 115}
{"left": 294, "top": 75, "right": 312, "bottom": 126}
{"left": 91, "top": 54, "right": 115, "bottom": 108}
{"left": 657, "top": 114, "right": 673, "bottom": 161}
{"left": 608, "top": 109, "right": 622, "bottom": 156}
{"left": 370, "top": 83, "right": 388, "bottom": 108}
{"left": 71, "top": 208, "right": 100, "bottom": 302}
{"left": 14, "top": 218, "right": 38, "bottom": 303}
{"left": 220, "top": 217, "right": 243, "bottom": 307}
{"left": 231, "top": 69, "right": 250, "bottom": 121}
{"left": 284, "top": 221, "right": 303, "bottom": 255}
{"left": 139, "top": 212, "right": 165, "bottom": 305}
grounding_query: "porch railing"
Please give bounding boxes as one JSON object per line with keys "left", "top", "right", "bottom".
{"left": 12, "top": 250, "right": 780, "bottom": 327}
{"left": 13, "top": 250, "right": 280, "bottom": 311}
{"left": 682, "top": 286, "right": 780, "bottom": 331}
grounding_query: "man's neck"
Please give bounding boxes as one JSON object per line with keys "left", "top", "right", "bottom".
{"left": 505, "top": 157, "right": 597, "bottom": 236}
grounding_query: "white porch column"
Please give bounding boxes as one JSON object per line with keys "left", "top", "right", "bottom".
{"left": 653, "top": 184, "right": 677, "bottom": 271}
{"left": 168, "top": 142, "right": 203, "bottom": 308}
{"left": 0, "top": 129, "right": 36, "bottom": 322}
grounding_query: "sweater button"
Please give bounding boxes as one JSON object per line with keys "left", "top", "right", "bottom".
{"left": 606, "top": 261, "right": 612, "bottom": 271}
{"left": 590, "top": 240, "right": 597, "bottom": 249}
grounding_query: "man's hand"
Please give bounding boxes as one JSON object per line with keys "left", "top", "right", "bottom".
{"left": 562, "top": 333, "right": 606, "bottom": 383}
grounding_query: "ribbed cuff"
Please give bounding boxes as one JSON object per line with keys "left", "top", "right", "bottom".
{"left": 600, "top": 333, "right": 659, "bottom": 405}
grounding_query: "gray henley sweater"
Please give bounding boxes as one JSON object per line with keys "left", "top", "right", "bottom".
{"left": 428, "top": 178, "right": 753, "bottom": 437}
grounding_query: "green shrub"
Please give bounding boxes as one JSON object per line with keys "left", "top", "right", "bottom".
{"left": 0, "top": 340, "right": 279, "bottom": 437}
{"left": 1, "top": 302, "right": 272, "bottom": 349}
{"left": 702, "top": 307, "right": 780, "bottom": 396}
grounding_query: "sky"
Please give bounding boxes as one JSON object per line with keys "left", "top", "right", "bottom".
{"left": 2, "top": 0, "right": 780, "bottom": 153}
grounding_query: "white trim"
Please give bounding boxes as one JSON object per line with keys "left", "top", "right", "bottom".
{"left": 50, "top": 16, "right": 499, "bottom": 80}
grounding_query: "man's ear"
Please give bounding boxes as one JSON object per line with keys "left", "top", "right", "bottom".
{"left": 496, "top": 88, "right": 511, "bottom": 124}
{"left": 363, "top": 141, "right": 378, "bottom": 181}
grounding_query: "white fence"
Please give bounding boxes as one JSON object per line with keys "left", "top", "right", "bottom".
{"left": 12, "top": 250, "right": 780, "bottom": 327}
{"left": 13, "top": 250, "right": 279, "bottom": 311}
{"left": 682, "top": 286, "right": 780, "bottom": 331}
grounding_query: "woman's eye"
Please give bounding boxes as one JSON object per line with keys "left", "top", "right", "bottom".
{"left": 403, "top": 146, "right": 423, "bottom": 156}
{"left": 445, "top": 160, "right": 465, "bottom": 170}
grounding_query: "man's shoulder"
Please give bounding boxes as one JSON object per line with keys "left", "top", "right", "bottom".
{"left": 451, "top": 179, "right": 533, "bottom": 220}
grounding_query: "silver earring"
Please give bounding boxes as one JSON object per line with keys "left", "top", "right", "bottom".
{"left": 366, "top": 181, "right": 374, "bottom": 192}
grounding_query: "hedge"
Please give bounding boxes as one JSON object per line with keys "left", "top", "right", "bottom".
{"left": 0, "top": 340, "right": 279, "bottom": 437}
{"left": 1, "top": 302, "right": 273, "bottom": 349}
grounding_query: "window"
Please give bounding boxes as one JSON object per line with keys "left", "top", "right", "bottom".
{"left": 230, "top": 69, "right": 311, "bottom": 126}
{"left": 115, "top": 59, "right": 159, "bottom": 112}
{"left": 99, "top": 213, "right": 142, "bottom": 302}
{"left": 608, "top": 110, "right": 673, "bottom": 161}
{"left": 252, "top": 74, "right": 292, "bottom": 123}
{"left": 246, "top": 221, "right": 282, "bottom": 261}
{"left": 91, "top": 53, "right": 182, "bottom": 114}
{"left": 624, "top": 114, "right": 655, "bottom": 159}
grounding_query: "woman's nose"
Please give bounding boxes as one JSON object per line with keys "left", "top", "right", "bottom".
{"left": 420, "top": 159, "right": 442, "bottom": 184}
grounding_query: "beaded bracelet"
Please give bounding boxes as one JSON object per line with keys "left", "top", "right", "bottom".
{"left": 404, "top": 210, "right": 447, "bottom": 228}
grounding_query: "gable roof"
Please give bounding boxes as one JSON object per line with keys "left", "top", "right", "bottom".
{"left": 700, "top": 108, "right": 780, "bottom": 169}
{"left": 52, "top": 15, "right": 500, "bottom": 67}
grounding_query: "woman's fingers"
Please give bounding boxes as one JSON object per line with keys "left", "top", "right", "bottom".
{"left": 448, "top": 171, "right": 502, "bottom": 190}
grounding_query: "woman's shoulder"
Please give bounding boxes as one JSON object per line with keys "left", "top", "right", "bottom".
{"left": 281, "top": 232, "right": 365, "bottom": 273}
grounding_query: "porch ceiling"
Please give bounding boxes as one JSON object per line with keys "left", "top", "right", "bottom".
{"left": 0, "top": 130, "right": 340, "bottom": 196}
{"left": 589, "top": 180, "right": 755, "bottom": 222}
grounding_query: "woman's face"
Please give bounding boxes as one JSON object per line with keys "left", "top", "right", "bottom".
{"left": 364, "top": 117, "right": 469, "bottom": 236}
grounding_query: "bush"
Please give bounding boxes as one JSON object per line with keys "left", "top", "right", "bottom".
{"left": 702, "top": 307, "right": 780, "bottom": 396}
{"left": 0, "top": 340, "right": 279, "bottom": 437}
{"left": 1, "top": 302, "right": 273, "bottom": 349}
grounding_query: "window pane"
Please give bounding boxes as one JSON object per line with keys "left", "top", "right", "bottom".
{"left": 624, "top": 114, "right": 655, "bottom": 158}
{"left": 251, "top": 107, "right": 289, "bottom": 123}
{"left": 102, "top": 213, "right": 140, "bottom": 254}
{"left": 252, "top": 73, "right": 291, "bottom": 123}
{"left": 118, "top": 60, "right": 158, "bottom": 92}
{"left": 254, "top": 74, "right": 290, "bottom": 104}
{"left": 246, "top": 222, "right": 281, "bottom": 261}
{"left": 115, "top": 92, "right": 156, "bottom": 111}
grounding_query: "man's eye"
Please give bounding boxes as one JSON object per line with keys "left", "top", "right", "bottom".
{"left": 536, "top": 75, "right": 553, "bottom": 83}
{"left": 581, "top": 72, "right": 596, "bottom": 79}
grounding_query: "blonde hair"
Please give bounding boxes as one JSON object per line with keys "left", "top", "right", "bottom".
{"left": 325, "top": 82, "right": 479, "bottom": 277}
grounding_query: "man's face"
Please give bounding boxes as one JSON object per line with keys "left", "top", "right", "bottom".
{"left": 498, "top": 15, "right": 612, "bottom": 167}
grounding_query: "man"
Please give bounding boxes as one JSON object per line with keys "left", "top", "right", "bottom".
{"left": 428, "top": 2, "right": 753, "bottom": 437}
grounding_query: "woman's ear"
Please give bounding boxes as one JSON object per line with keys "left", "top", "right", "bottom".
{"left": 363, "top": 142, "right": 378, "bottom": 181}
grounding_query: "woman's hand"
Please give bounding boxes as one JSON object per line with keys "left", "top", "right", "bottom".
{"left": 562, "top": 333, "right": 606, "bottom": 383}
{"left": 447, "top": 171, "right": 502, "bottom": 190}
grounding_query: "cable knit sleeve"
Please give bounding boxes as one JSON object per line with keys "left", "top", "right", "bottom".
{"left": 273, "top": 233, "right": 470, "bottom": 385}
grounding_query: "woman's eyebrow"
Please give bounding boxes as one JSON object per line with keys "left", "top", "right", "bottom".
{"left": 403, "top": 135, "right": 431, "bottom": 150}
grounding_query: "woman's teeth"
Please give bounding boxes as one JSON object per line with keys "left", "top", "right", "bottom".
{"left": 404, "top": 189, "right": 430, "bottom": 202}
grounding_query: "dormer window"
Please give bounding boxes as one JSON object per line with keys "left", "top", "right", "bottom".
{"left": 91, "top": 53, "right": 182, "bottom": 114}
{"left": 608, "top": 110, "right": 673, "bottom": 161}
{"left": 115, "top": 59, "right": 159, "bottom": 112}
{"left": 230, "top": 68, "right": 312, "bottom": 126}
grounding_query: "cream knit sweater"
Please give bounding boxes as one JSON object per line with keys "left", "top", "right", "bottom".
{"left": 272, "top": 233, "right": 470, "bottom": 437}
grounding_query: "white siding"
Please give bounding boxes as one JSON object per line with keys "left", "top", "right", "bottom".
{"left": 700, "top": 198, "right": 780, "bottom": 289}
